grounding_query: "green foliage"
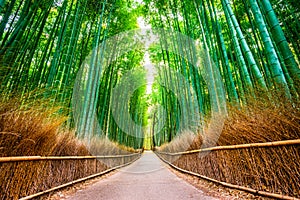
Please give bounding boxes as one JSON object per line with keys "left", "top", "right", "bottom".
{"left": 0, "top": 0, "right": 298, "bottom": 148}
{"left": 143, "top": 0, "right": 299, "bottom": 146}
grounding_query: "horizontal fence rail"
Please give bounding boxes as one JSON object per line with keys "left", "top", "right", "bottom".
{"left": 157, "top": 139, "right": 300, "bottom": 156}
{"left": 0, "top": 153, "right": 141, "bottom": 162}
{"left": 156, "top": 139, "right": 300, "bottom": 200}
{"left": 19, "top": 153, "right": 141, "bottom": 200}
{"left": 156, "top": 152, "right": 299, "bottom": 200}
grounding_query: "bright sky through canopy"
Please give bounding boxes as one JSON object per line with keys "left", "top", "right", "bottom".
{"left": 137, "top": 17, "right": 156, "bottom": 95}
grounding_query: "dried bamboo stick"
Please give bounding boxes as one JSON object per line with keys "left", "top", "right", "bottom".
{"left": 157, "top": 139, "right": 300, "bottom": 156}
{"left": 0, "top": 153, "right": 141, "bottom": 163}
{"left": 156, "top": 153, "right": 300, "bottom": 200}
{"left": 19, "top": 154, "right": 141, "bottom": 200}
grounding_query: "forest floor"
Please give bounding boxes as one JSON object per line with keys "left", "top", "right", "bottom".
{"left": 47, "top": 151, "right": 272, "bottom": 200}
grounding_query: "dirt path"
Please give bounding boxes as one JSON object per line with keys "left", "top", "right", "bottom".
{"left": 66, "top": 151, "right": 217, "bottom": 200}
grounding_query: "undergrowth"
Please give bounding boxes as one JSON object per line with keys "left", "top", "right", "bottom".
{"left": 0, "top": 95, "right": 139, "bottom": 200}
{"left": 157, "top": 95, "right": 300, "bottom": 198}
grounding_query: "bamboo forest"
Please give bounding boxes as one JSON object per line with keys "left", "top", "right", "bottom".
{"left": 0, "top": 0, "right": 299, "bottom": 199}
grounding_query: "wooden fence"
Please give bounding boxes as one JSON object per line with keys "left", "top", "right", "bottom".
{"left": 156, "top": 139, "right": 300, "bottom": 200}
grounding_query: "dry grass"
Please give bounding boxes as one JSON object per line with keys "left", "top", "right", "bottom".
{"left": 158, "top": 96, "right": 300, "bottom": 198}
{"left": 0, "top": 95, "right": 139, "bottom": 200}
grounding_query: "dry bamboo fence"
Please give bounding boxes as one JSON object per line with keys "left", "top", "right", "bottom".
{"left": 0, "top": 153, "right": 141, "bottom": 162}
{"left": 0, "top": 152, "right": 141, "bottom": 200}
{"left": 156, "top": 153, "right": 299, "bottom": 200}
{"left": 157, "top": 139, "right": 300, "bottom": 155}
{"left": 18, "top": 154, "right": 141, "bottom": 200}
{"left": 156, "top": 139, "right": 300, "bottom": 200}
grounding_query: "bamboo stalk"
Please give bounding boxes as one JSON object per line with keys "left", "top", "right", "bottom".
{"left": 156, "top": 153, "right": 300, "bottom": 200}
{"left": 0, "top": 153, "right": 141, "bottom": 163}
{"left": 19, "top": 154, "right": 141, "bottom": 200}
{"left": 157, "top": 139, "right": 300, "bottom": 155}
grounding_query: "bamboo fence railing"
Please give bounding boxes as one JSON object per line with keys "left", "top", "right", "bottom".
{"left": 7, "top": 152, "right": 142, "bottom": 200}
{"left": 156, "top": 153, "right": 299, "bottom": 200}
{"left": 155, "top": 139, "right": 300, "bottom": 200}
{"left": 18, "top": 154, "right": 141, "bottom": 200}
{"left": 157, "top": 139, "right": 300, "bottom": 155}
{"left": 0, "top": 153, "right": 141, "bottom": 162}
